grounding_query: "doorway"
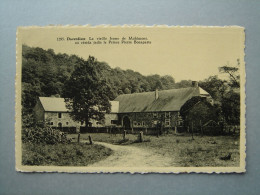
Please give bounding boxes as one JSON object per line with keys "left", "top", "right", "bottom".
{"left": 122, "top": 116, "right": 131, "bottom": 130}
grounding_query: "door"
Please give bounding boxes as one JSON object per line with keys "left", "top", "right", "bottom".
{"left": 123, "top": 116, "right": 131, "bottom": 130}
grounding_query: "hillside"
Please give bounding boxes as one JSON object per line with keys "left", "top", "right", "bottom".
{"left": 22, "top": 45, "right": 192, "bottom": 113}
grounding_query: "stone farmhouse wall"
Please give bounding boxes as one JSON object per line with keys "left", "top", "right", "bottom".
{"left": 89, "top": 113, "right": 118, "bottom": 127}
{"left": 103, "top": 113, "right": 118, "bottom": 126}
{"left": 44, "top": 112, "right": 82, "bottom": 128}
{"left": 44, "top": 111, "right": 118, "bottom": 128}
{"left": 118, "top": 111, "right": 183, "bottom": 129}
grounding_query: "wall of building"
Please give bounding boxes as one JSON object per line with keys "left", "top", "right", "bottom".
{"left": 42, "top": 109, "right": 184, "bottom": 130}
{"left": 44, "top": 112, "right": 82, "bottom": 128}
{"left": 90, "top": 113, "right": 118, "bottom": 127}
{"left": 118, "top": 111, "right": 183, "bottom": 129}
{"left": 34, "top": 100, "right": 45, "bottom": 123}
{"left": 44, "top": 111, "right": 119, "bottom": 128}
{"left": 104, "top": 113, "right": 118, "bottom": 126}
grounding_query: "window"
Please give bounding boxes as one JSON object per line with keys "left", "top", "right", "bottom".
{"left": 50, "top": 122, "right": 53, "bottom": 125}
{"left": 153, "top": 113, "right": 158, "bottom": 118}
{"left": 137, "top": 122, "right": 141, "bottom": 126}
{"left": 81, "top": 121, "right": 84, "bottom": 126}
{"left": 58, "top": 113, "right": 62, "bottom": 118}
{"left": 66, "top": 122, "right": 69, "bottom": 125}
{"left": 133, "top": 121, "right": 137, "bottom": 126}
{"left": 165, "top": 119, "right": 170, "bottom": 126}
{"left": 165, "top": 112, "right": 171, "bottom": 118}
{"left": 142, "top": 121, "right": 145, "bottom": 126}
{"left": 111, "top": 120, "right": 118, "bottom": 125}
{"left": 152, "top": 120, "right": 158, "bottom": 127}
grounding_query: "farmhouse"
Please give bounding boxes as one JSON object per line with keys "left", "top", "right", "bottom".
{"left": 34, "top": 81, "right": 213, "bottom": 132}
{"left": 114, "top": 81, "right": 213, "bottom": 130}
{"left": 34, "top": 97, "right": 119, "bottom": 130}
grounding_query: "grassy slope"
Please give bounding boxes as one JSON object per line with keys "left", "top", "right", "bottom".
{"left": 68, "top": 133, "right": 240, "bottom": 167}
{"left": 22, "top": 142, "right": 113, "bottom": 166}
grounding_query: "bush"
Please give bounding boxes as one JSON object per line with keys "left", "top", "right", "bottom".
{"left": 22, "top": 142, "right": 113, "bottom": 166}
{"left": 22, "top": 125, "right": 71, "bottom": 144}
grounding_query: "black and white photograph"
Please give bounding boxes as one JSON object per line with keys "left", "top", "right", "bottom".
{"left": 16, "top": 26, "right": 245, "bottom": 173}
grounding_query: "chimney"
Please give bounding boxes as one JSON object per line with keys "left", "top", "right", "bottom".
{"left": 192, "top": 81, "right": 198, "bottom": 88}
{"left": 155, "top": 89, "right": 159, "bottom": 100}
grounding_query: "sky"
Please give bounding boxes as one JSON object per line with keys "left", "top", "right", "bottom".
{"left": 19, "top": 26, "right": 245, "bottom": 82}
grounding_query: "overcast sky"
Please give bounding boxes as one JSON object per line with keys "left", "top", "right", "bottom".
{"left": 19, "top": 26, "right": 244, "bottom": 82}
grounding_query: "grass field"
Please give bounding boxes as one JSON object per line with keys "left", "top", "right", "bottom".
{"left": 68, "top": 132, "right": 240, "bottom": 167}
{"left": 22, "top": 142, "right": 113, "bottom": 166}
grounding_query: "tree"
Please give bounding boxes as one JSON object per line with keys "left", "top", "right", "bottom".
{"left": 180, "top": 96, "right": 216, "bottom": 131}
{"left": 218, "top": 59, "right": 240, "bottom": 125}
{"left": 221, "top": 90, "right": 240, "bottom": 125}
{"left": 63, "top": 56, "right": 113, "bottom": 127}
{"left": 199, "top": 76, "right": 228, "bottom": 101}
{"left": 174, "top": 80, "right": 192, "bottom": 88}
{"left": 218, "top": 59, "right": 240, "bottom": 88}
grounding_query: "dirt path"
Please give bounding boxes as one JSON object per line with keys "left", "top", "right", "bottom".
{"left": 91, "top": 142, "right": 175, "bottom": 167}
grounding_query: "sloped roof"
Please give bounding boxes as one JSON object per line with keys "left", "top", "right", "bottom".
{"left": 39, "top": 97, "right": 68, "bottom": 112}
{"left": 39, "top": 97, "right": 119, "bottom": 113}
{"left": 199, "top": 87, "right": 210, "bottom": 96}
{"left": 114, "top": 87, "right": 208, "bottom": 113}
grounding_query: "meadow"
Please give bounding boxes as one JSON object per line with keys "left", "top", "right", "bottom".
{"left": 68, "top": 132, "right": 240, "bottom": 167}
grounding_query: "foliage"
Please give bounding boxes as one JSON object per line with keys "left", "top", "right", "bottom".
{"left": 198, "top": 59, "right": 241, "bottom": 125}
{"left": 219, "top": 59, "right": 240, "bottom": 88}
{"left": 22, "top": 142, "right": 113, "bottom": 166}
{"left": 180, "top": 96, "right": 217, "bottom": 130}
{"left": 22, "top": 45, "right": 180, "bottom": 115}
{"left": 22, "top": 114, "right": 70, "bottom": 144}
{"left": 221, "top": 90, "right": 240, "bottom": 125}
{"left": 21, "top": 45, "right": 240, "bottom": 126}
{"left": 22, "top": 45, "right": 78, "bottom": 114}
{"left": 199, "top": 76, "right": 228, "bottom": 101}
{"left": 22, "top": 125, "right": 70, "bottom": 144}
{"left": 63, "top": 56, "right": 113, "bottom": 127}
{"left": 218, "top": 59, "right": 240, "bottom": 125}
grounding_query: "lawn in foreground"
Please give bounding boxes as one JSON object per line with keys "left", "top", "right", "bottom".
{"left": 68, "top": 133, "right": 240, "bottom": 167}
{"left": 22, "top": 142, "right": 113, "bottom": 166}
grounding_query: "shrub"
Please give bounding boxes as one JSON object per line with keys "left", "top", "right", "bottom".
{"left": 22, "top": 125, "right": 70, "bottom": 144}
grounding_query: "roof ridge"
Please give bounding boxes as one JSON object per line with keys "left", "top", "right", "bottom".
{"left": 39, "top": 96, "right": 64, "bottom": 99}
{"left": 116, "top": 87, "right": 195, "bottom": 97}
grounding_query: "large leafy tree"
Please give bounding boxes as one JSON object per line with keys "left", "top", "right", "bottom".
{"left": 199, "top": 59, "right": 240, "bottom": 126}
{"left": 63, "top": 56, "right": 113, "bottom": 127}
{"left": 218, "top": 59, "right": 240, "bottom": 125}
{"left": 180, "top": 96, "right": 217, "bottom": 130}
{"left": 219, "top": 59, "right": 240, "bottom": 88}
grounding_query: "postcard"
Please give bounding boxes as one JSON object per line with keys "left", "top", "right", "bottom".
{"left": 16, "top": 25, "right": 245, "bottom": 173}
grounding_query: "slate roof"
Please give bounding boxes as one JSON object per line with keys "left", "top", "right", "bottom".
{"left": 38, "top": 97, "right": 119, "bottom": 113}
{"left": 114, "top": 87, "right": 209, "bottom": 113}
